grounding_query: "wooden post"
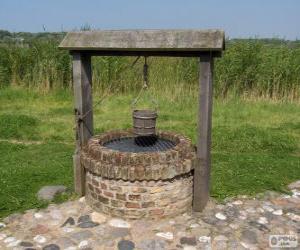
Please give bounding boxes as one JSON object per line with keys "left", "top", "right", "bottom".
{"left": 193, "top": 53, "right": 214, "bottom": 212}
{"left": 72, "top": 52, "right": 93, "bottom": 196}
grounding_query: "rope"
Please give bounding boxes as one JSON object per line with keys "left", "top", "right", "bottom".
{"left": 131, "top": 56, "right": 159, "bottom": 110}
{"left": 75, "top": 56, "right": 142, "bottom": 135}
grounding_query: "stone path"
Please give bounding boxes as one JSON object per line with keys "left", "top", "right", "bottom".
{"left": 1, "top": 181, "right": 299, "bottom": 250}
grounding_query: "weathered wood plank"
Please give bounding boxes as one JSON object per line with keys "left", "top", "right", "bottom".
{"left": 59, "top": 29, "right": 225, "bottom": 52}
{"left": 70, "top": 50, "right": 222, "bottom": 58}
{"left": 193, "top": 53, "right": 214, "bottom": 211}
{"left": 72, "top": 52, "right": 93, "bottom": 196}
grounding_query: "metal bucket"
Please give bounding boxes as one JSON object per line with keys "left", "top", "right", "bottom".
{"left": 132, "top": 109, "right": 158, "bottom": 136}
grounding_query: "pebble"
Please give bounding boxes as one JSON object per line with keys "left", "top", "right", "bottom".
{"left": 70, "top": 230, "right": 93, "bottom": 242}
{"left": 180, "top": 236, "right": 197, "bottom": 246}
{"left": 199, "top": 236, "right": 211, "bottom": 243}
{"left": 286, "top": 212, "right": 300, "bottom": 222}
{"left": 50, "top": 210, "right": 63, "bottom": 220}
{"left": 262, "top": 205, "right": 274, "bottom": 212}
{"left": 189, "top": 223, "right": 199, "bottom": 228}
{"left": 232, "top": 200, "right": 243, "bottom": 205}
{"left": 6, "top": 239, "right": 21, "bottom": 247}
{"left": 183, "top": 246, "right": 197, "bottom": 250}
{"left": 241, "top": 229, "right": 258, "bottom": 244}
{"left": 61, "top": 217, "right": 75, "bottom": 227}
{"left": 156, "top": 232, "right": 174, "bottom": 240}
{"left": 90, "top": 212, "right": 106, "bottom": 224}
{"left": 240, "top": 241, "right": 257, "bottom": 249}
{"left": 109, "top": 218, "right": 131, "bottom": 228}
{"left": 79, "top": 197, "right": 85, "bottom": 203}
{"left": 291, "top": 189, "right": 300, "bottom": 198}
{"left": 33, "top": 235, "right": 47, "bottom": 244}
{"left": 118, "top": 240, "right": 135, "bottom": 250}
{"left": 43, "top": 244, "right": 60, "bottom": 250}
{"left": 256, "top": 207, "right": 264, "bottom": 213}
{"left": 4, "top": 236, "right": 16, "bottom": 243}
{"left": 0, "top": 233, "right": 7, "bottom": 240}
{"left": 0, "top": 223, "right": 6, "bottom": 229}
{"left": 78, "top": 215, "right": 91, "bottom": 224}
{"left": 34, "top": 213, "right": 44, "bottom": 219}
{"left": 62, "top": 227, "right": 75, "bottom": 233}
{"left": 229, "top": 223, "right": 239, "bottom": 229}
{"left": 20, "top": 241, "right": 34, "bottom": 247}
{"left": 110, "top": 227, "right": 130, "bottom": 239}
{"left": 238, "top": 215, "right": 247, "bottom": 220}
{"left": 272, "top": 209, "right": 283, "bottom": 215}
{"left": 257, "top": 217, "right": 268, "bottom": 224}
{"left": 214, "top": 235, "right": 228, "bottom": 241}
{"left": 288, "top": 180, "right": 300, "bottom": 190}
{"left": 55, "top": 237, "right": 76, "bottom": 248}
{"left": 65, "top": 247, "right": 77, "bottom": 250}
{"left": 78, "top": 221, "right": 99, "bottom": 228}
{"left": 215, "top": 212, "right": 227, "bottom": 220}
{"left": 137, "top": 239, "right": 166, "bottom": 250}
{"left": 246, "top": 207, "right": 256, "bottom": 213}
{"left": 78, "top": 240, "right": 89, "bottom": 249}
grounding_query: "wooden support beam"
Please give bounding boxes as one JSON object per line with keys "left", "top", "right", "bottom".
{"left": 72, "top": 52, "right": 93, "bottom": 196}
{"left": 70, "top": 50, "right": 222, "bottom": 58}
{"left": 193, "top": 53, "right": 214, "bottom": 212}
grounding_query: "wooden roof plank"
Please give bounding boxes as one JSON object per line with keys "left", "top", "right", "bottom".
{"left": 59, "top": 29, "right": 225, "bottom": 52}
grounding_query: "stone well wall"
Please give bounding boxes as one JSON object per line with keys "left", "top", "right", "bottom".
{"left": 86, "top": 172, "right": 193, "bottom": 219}
{"left": 81, "top": 130, "right": 196, "bottom": 219}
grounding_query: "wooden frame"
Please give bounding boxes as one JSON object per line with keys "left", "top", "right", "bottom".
{"left": 59, "top": 29, "right": 225, "bottom": 211}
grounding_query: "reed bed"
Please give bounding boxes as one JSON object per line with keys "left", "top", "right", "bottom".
{"left": 0, "top": 38, "right": 300, "bottom": 100}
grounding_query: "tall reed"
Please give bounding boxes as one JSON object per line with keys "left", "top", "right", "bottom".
{"left": 0, "top": 38, "right": 299, "bottom": 100}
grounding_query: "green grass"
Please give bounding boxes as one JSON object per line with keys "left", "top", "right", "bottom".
{"left": 0, "top": 87, "right": 299, "bottom": 218}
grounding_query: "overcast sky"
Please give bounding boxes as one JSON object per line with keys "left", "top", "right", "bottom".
{"left": 0, "top": 0, "right": 299, "bottom": 40}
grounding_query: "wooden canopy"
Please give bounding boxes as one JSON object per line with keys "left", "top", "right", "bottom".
{"left": 61, "top": 29, "right": 225, "bottom": 212}
{"left": 59, "top": 29, "right": 225, "bottom": 56}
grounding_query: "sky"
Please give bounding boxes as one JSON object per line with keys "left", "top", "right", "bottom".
{"left": 0, "top": 0, "right": 299, "bottom": 40}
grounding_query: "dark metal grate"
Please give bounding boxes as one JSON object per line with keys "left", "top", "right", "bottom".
{"left": 103, "top": 136, "right": 176, "bottom": 153}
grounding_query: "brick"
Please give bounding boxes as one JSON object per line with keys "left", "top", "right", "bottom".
{"left": 125, "top": 209, "right": 146, "bottom": 219}
{"left": 132, "top": 187, "right": 147, "bottom": 193}
{"left": 128, "top": 194, "right": 141, "bottom": 201}
{"left": 149, "top": 208, "right": 164, "bottom": 216}
{"left": 125, "top": 202, "right": 140, "bottom": 209}
{"left": 116, "top": 193, "right": 127, "bottom": 201}
{"left": 111, "top": 199, "right": 125, "bottom": 208}
{"left": 104, "top": 191, "right": 114, "bottom": 198}
{"left": 94, "top": 188, "right": 102, "bottom": 194}
{"left": 110, "top": 186, "right": 122, "bottom": 192}
{"left": 91, "top": 192, "right": 97, "bottom": 200}
{"left": 141, "top": 202, "right": 155, "bottom": 208}
{"left": 92, "top": 179, "right": 99, "bottom": 187}
{"left": 88, "top": 183, "right": 94, "bottom": 192}
{"left": 150, "top": 187, "right": 164, "bottom": 194}
{"left": 101, "top": 182, "right": 107, "bottom": 190}
{"left": 98, "top": 195, "right": 109, "bottom": 204}
{"left": 110, "top": 208, "right": 125, "bottom": 217}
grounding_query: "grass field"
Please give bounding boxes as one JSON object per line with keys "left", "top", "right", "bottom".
{"left": 0, "top": 87, "right": 299, "bottom": 218}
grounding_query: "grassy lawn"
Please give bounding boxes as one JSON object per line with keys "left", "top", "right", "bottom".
{"left": 0, "top": 87, "right": 299, "bottom": 218}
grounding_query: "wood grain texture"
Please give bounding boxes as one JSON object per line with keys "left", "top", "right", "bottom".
{"left": 72, "top": 52, "right": 93, "bottom": 195}
{"left": 59, "top": 29, "right": 225, "bottom": 52}
{"left": 193, "top": 53, "right": 214, "bottom": 212}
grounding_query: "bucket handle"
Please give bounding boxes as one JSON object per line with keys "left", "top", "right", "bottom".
{"left": 131, "top": 56, "right": 158, "bottom": 111}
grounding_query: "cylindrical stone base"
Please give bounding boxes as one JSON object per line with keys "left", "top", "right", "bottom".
{"left": 85, "top": 171, "right": 193, "bottom": 219}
